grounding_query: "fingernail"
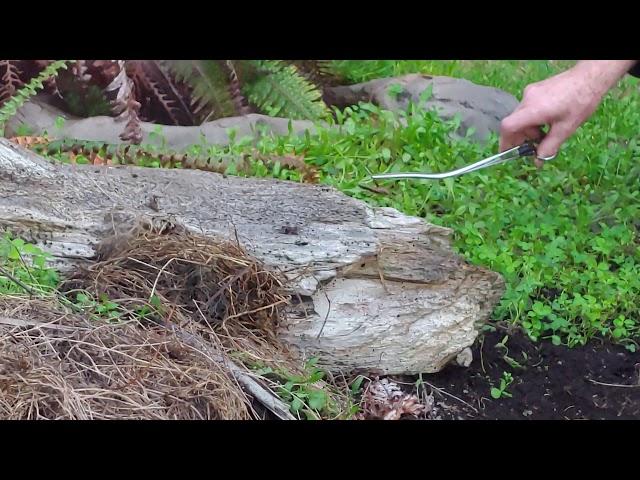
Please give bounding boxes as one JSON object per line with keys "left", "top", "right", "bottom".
{"left": 537, "top": 153, "right": 556, "bottom": 162}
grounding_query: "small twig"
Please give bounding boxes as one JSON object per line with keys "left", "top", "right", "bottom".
{"left": 420, "top": 379, "right": 479, "bottom": 413}
{"left": 315, "top": 280, "right": 332, "bottom": 340}
{"left": 149, "top": 257, "right": 178, "bottom": 300}
{"left": 126, "top": 256, "right": 176, "bottom": 273}
{"left": 376, "top": 246, "right": 390, "bottom": 294}
{"left": 15, "top": 249, "right": 39, "bottom": 286}
{"left": 0, "top": 265, "right": 37, "bottom": 297}
{"left": 479, "top": 335, "right": 486, "bottom": 374}
{"left": 587, "top": 379, "right": 640, "bottom": 389}
{"left": 151, "top": 315, "right": 296, "bottom": 420}
{"left": 358, "top": 183, "right": 391, "bottom": 196}
{"left": 232, "top": 224, "right": 242, "bottom": 248}
{"left": 224, "top": 299, "right": 289, "bottom": 321}
{"left": 0, "top": 315, "right": 82, "bottom": 332}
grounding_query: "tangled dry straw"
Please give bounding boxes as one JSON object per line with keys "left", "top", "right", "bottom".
{"left": 0, "top": 298, "right": 252, "bottom": 419}
{"left": 0, "top": 222, "right": 322, "bottom": 419}
{"left": 64, "top": 222, "right": 292, "bottom": 360}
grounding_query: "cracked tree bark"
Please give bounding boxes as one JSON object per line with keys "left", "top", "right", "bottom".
{"left": 0, "top": 138, "right": 504, "bottom": 375}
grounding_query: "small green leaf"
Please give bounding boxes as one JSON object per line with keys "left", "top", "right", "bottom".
{"left": 150, "top": 295, "right": 162, "bottom": 308}
{"left": 76, "top": 293, "right": 90, "bottom": 304}
{"left": 283, "top": 381, "right": 294, "bottom": 392}
{"left": 307, "top": 370, "right": 325, "bottom": 383}
{"left": 387, "top": 83, "right": 403, "bottom": 98}
{"left": 490, "top": 388, "right": 502, "bottom": 399}
{"left": 612, "top": 328, "right": 626, "bottom": 339}
{"left": 419, "top": 85, "right": 433, "bottom": 102}
{"left": 303, "top": 409, "right": 320, "bottom": 420}
{"left": 351, "top": 375, "right": 365, "bottom": 394}
{"left": 253, "top": 367, "right": 274, "bottom": 376}
{"left": 290, "top": 397, "right": 303, "bottom": 412}
{"left": 307, "top": 390, "right": 327, "bottom": 410}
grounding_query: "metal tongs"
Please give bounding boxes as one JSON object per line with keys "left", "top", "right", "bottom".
{"left": 371, "top": 141, "right": 556, "bottom": 181}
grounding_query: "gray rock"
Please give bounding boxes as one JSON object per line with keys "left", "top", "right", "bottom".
{"left": 455, "top": 347, "right": 473, "bottom": 367}
{"left": 7, "top": 74, "right": 518, "bottom": 148}
{"left": 325, "top": 74, "right": 519, "bottom": 142}
{"left": 7, "top": 97, "right": 318, "bottom": 151}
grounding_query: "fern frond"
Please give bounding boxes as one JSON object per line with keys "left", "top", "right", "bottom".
{"left": 84, "top": 60, "right": 121, "bottom": 88}
{"left": 243, "top": 60, "right": 330, "bottom": 120}
{"left": 0, "top": 60, "right": 25, "bottom": 105}
{"left": 127, "top": 60, "right": 196, "bottom": 126}
{"left": 166, "top": 60, "right": 237, "bottom": 122}
{"left": 67, "top": 60, "right": 93, "bottom": 98}
{"left": 0, "top": 60, "right": 69, "bottom": 137}
{"left": 52, "top": 60, "right": 113, "bottom": 116}
{"left": 27, "top": 61, "right": 62, "bottom": 102}
{"left": 290, "top": 60, "right": 341, "bottom": 87}
{"left": 71, "top": 60, "right": 91, "bottom": 84}
{"left": 224, "top": 60, "right": 251, "bottom": 115}
{"left": 105, "top": 60, "right": 143, "bottom": 144}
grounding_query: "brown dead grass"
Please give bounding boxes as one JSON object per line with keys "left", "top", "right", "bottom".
{"left": 0, "top": 219, "right": 319, "bottom": 419}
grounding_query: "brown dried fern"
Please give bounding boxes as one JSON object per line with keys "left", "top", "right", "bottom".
{"left": 1, "top": 59, "right": 333, "bottom": 130}
{"left": 0, "top": 60, "right": 25, "bottom": 105}
{"left": 224, "top": 60, "right": 252, "bottom": 116}
{"left": 128, "top": 60, "right": 196, "bottom": 126}
{"left": 106, "top": 61, "right": 143, "bottom": 144}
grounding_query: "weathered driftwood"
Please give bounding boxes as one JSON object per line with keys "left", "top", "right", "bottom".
{"left": 0, "top": 138, "right": 504, "bottom": 375}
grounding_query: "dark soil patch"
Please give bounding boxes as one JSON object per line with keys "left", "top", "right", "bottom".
{"left": 412, "top": 327, "right": 640, "bottom": 420}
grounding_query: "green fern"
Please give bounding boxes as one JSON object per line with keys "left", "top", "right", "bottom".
{"left": 166, "top": 60, "right": 329, "bottom": 122}
{"left": 0, "top": 60, "right": 69, "bottom": 136}
{"left": 290, "top": 60, "right": 342, "bottom": 87}
{"left": 0, "top": 60, "right": 331, "bottom": 134}
{"left": 167, "top": 60, "right": 237, "bottom": 121}
{"left": 244, "top": 60, "right": 330, "bottom": 120}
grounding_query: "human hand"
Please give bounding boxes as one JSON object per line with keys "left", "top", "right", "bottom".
{"left": 499, "top": 60, "right": 637, "bottom": 167}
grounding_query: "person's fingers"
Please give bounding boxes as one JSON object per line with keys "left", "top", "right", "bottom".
{"left": 535, "top": 123, "right": 572, "bottom": 160}
{"left": 523, "top": 126, "right": 547, "bottom": 168}
{"left": 524, "top": 126, "right": 545, "bottom": 143}
{"left": 499, "top": 109, "right": 545, "bottom": 152}
{"left": 500, "top": 118, "right": 524, "bottom": 152}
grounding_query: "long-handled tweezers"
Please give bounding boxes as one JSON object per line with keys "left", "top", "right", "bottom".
{"left": 371, "top": 142, "right": 556, "bottom": 181}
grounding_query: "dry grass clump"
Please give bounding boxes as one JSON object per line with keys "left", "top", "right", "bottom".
{"left": 0, "top": 296, "right": 251, "bottom": 419}
{"left": 0, "top": 221, "right": 308, "bottom": 419}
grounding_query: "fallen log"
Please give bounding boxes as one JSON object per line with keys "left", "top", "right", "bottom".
{"left": 0, "top": 138, "right": 504, "bottom": 375}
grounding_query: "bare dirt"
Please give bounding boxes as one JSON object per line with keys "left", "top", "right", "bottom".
{"left": 418, "top": 327, "right": 640, "bottom": 420}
